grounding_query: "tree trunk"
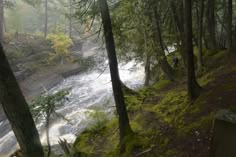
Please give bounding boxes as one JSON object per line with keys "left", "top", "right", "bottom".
{"left": 0, "top": 43, "right": 44, "bottom": 157}
{"left": 198, "top": 0, "right": 204, "bottom": 71}
{"left": 170, "top": 0, "right": 186, "bottom": 66}
{"left": 98, "top": 0, "right": 132, "bottom": 153}
{"left": 46, "top": 114, "right": 51, "bottom": 157}
{"left": 227, "top": 0, "right": 232, "bottom": 51}
{"left": 184, "top": 0, "right": 201, "bottom": 100}
{"left": 69, "top": 0, "right": 72, "bottom": 38}
{"left": 44, "top": 0, "right": 48, "bottom": 38}
{"left": 0, "top": 0, "right": 4, "bottom": 42}
{"left": 144, "top": 53, "right": 151, "bottom": 86}
{"left": 151, "top": 5, "right": 174, "bottom": 81}
{"left": 205, "top": 0, "right": 216, "bottom": 50}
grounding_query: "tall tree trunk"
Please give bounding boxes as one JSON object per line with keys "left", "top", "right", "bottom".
{"left": 198, "top": 0, "right": 204, "bottom": 70}
{"left": 144, "top": 53, "right": 151, "bottom": 86}
{"left": 98, "top": 0, "right": 132, "bottom": 153}
{"left": 45, "top": 114, "right": 51, "bottom": 157}
{"left": 69, "top": 0, "right": 72, "bottom": 38}
{"left": 170, "top": 0, "right": 186, "bottom": 66}
{"left": 0, "top": 43, "right": 44, "bottom": 157}
{"left": 0, "top": 0, "right": 4, "bottom": 42}
{"left": 152, "top": 5, "right": 175, "bottom": 81}
{"left": 44, "top": 0, "right": 48, "bottom": 38}
{"left": 227, "top": 0, "right": 232, "bottom": 51}
{"left": 184, "top": 0, "right": 201, "bottom": 100}
{"left": 206, "top": 0, "right": 217, "bottom": 50}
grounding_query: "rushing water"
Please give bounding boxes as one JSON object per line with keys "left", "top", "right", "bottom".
{"left": 0, "top": 47, "right": 145, "bottom": 156}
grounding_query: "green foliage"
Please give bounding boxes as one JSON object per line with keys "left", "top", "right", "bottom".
{"left": 30, "top": 89, "right": 69, "bottom": 120}
{"left": 87, "top": 110, "right": 109, "bottom": 133}
{"left": 47, "top": 34, "right": 73, "bottom": 64}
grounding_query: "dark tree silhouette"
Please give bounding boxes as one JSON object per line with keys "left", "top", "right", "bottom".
{"left": 184, "top": 0, "right": 201, "bottom": 100}
{"left": 0, "top": 0, "right": 4, "bottom": 41}
{"left": 0, "top": 43, "right": 44, "bottom": 157}
{"left": 98, "top": 0, "right": 132, "bottom": 153}
{"left": 227, "top": 0, "right": 232, "bottom": 51}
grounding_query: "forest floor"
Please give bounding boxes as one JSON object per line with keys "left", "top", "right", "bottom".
{"left": 72, "top": 49, "right": 236, "bottom": 157}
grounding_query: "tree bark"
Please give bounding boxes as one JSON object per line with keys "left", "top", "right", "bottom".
{"left": 46, "top": 114, "right": 51, "bottom": 157}
{"left": 0, "top": 0, "right": 4, "bottom": 42}
{"left": 69, "top": 0, "right": 72, "bottom": 38}
{"left": 0, "top": 43, "right": 44, "bottom": 157}
{"left": 205, "top": 0, "right": 217, "bottom": 50}
{"left": 151, "top": 5, "right": 174, "bottom": 81}
{"left": 144, "top": 53, "right": 151, "bottom": 86}
{"left": 44, "top": 0, "right": 48, "bottom": 38}
{"left": 198, "top": 0, "right": 204, "bottom": 70}
{"left": 98, "top": 0, "right": 132, "bottom": 153}
{"left": 184, "top": 0, "right": 201, "bottom": 100}
{"left": 170, "top": 0, "right": 186, "bottom": 66}
{"left": 227, "top": 0, "right": 232, "bottom": 51}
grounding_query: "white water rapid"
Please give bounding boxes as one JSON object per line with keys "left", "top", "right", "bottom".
{"left": 0, "top": 46, "right": 145, "bottom": 156}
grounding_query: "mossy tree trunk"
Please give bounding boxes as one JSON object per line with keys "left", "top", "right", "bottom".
{"left": 184, "top": 0, "right": 201, "bottom": 100}
{"left": 98, "top": 0, "right": 132, "bottom": 154}
{"left": 0, "top": 43, "right": 44, "bottom": 157}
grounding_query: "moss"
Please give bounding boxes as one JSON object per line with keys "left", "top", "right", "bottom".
{"left": 199, "top": 71, "right": 215, "bottom": 86}
{"left": 130, "top": 121, "right": 143, "bottom": 132}
{"left": 73, "top": 133, "right": 94, "bottom": 155}
{"left": 153, "top": 80, "right": 171, "bottom": 90}
{"left": 144, "top": 89, "right": 189, "bottom": 125}
{"left": 211, "top": 50, "right": 226, "bottom": 60}
{"left": 122, "top": 133, "right": 149, "bottom": 157}
{"left": 177, "top": 112, "right": 214, "bottom": 136}
{"left": 125, "top": 95, "right": 143, "bottom": 111}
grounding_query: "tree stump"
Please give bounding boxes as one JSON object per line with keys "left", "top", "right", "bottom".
{"left": 210, "top": 110, "right": 236, "bottom": 157}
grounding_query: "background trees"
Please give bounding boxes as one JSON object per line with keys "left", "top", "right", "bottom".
{"left": 0, "top": 0, "right": 236, "bottom": 156}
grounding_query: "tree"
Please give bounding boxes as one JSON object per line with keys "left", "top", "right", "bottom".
{"left": 198, "top": 0, "right": 205, "bottom": 70}
{"left": 98, "top": 0, "right": 132, "bottom": 153}
{"left": 184, "top": 0, "right": 201, "bottom": 100}
{"left": 44, "top": 0, "right": 48, "bottom": 37}
{"left": 151, "top": 2, "right": 174, "bottom": 81}
{"left": 31, "top": 90, "right": 69, "bottom": 157}
{"left": 170, "top": 0, "right": 186, "bottom": 66}
{"left": 0, "top": 0, "right": 4, "bottom": 41}
{"left": 47, "top": 33, "right": 73, "bottom": 64}
{"left": 0, "top": 43, "right": 44, "bottom": 157}
{"left": 205, "top": 0, "right": 216, "bottom": 50}
{"left": 227, "top": 0, "right": 232, "bottom": 51}
{"left": 68, "top": 0, "right": 73, "bottom": 38}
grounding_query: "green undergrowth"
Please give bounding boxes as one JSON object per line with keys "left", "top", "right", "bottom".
{"left": 72, "top": 51, "right": 236, "bottom": 157}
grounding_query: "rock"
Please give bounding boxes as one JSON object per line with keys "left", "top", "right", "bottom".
{"left": 210, "top": 110, "right": 236, "bottom": 157}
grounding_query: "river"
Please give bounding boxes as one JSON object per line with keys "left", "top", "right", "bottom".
{"left": 0, "top": 45, "right": 145, "bottom": 156}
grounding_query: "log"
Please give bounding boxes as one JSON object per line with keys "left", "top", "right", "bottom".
{"left": 210, "top": 110, "right": 236, "bottom": 157}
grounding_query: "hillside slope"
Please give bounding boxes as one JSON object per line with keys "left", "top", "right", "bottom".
{"left": 73, "top": 50, "right": 236, "bottom": 157}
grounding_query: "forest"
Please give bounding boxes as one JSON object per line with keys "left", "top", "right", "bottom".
{"left": 0, "top": 0, "right": 236, "bottom": 157}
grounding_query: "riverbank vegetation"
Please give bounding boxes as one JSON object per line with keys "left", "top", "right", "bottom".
{"left": 0, "top": 0, "right": 235, "bottom": 157}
